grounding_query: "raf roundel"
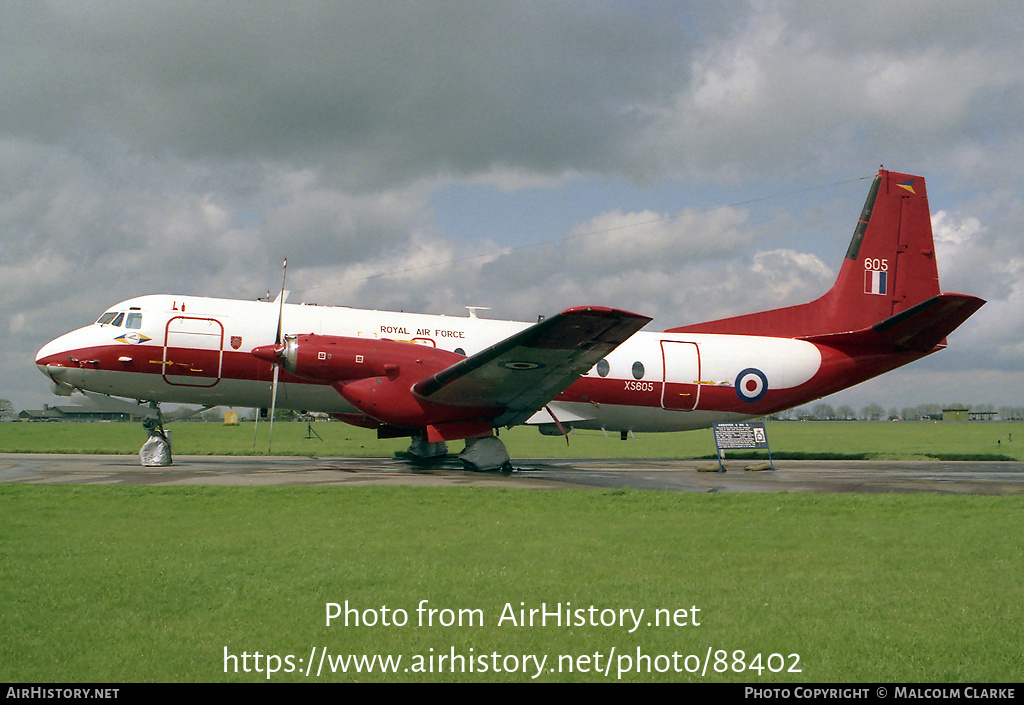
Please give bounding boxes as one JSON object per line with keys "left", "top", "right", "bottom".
{"left": 499, "top": 360, "right": 544, "bottom": 371}
{"left": 735, "top": 368, "right": 768, "bottom": 403}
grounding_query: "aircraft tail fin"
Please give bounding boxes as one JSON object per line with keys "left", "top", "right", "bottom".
{"left": 668, "top": 168, "right": 961, "bottom": 339}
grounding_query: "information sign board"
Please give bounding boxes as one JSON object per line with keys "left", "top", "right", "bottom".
{"left": 711, "top": 422, "right": 774, "bottom": 472}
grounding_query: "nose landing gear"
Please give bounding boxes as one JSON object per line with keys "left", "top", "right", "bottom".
{"left": 139, "top": 403, "right": 172, "bottom": 466}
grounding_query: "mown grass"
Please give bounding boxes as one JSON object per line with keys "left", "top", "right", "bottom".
{"left": 1, "top": 420, "right": 1022, "bottom": 461}
{"left": 2, "top": 484, "right": 1022, "bottom": 682}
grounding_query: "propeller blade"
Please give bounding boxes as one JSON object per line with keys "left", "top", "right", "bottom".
{"left": 268, "top": 257, "right": 287, "bottom": 453}
{"left": 268, "top": 363, "right": 280, "bottom": 454}
{"left": 252, "top": 405, "right": 259, "bottom": 451}
{"left": 276, "top": 258, "right": 287, "bottom": 345}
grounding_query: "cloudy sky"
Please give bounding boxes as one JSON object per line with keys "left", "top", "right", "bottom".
{"left": 3, "top": 0, "right": 1022, "bottom": 415}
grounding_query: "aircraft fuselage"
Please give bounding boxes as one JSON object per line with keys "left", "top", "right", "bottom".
{"left": 34, "top": 292, "right": 926, "bottom": 434}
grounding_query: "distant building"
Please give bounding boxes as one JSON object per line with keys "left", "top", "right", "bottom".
{"left": 942, "top": 407, "right": 969, "bottom": 422}
{"left": 18, "top": 404, "right": 134, "bottom": 422}
{"left": 968, "top": 410, "right": 998, "bottom": 421}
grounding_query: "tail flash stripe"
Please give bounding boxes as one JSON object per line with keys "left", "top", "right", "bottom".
{"left": 845, "top": 175, "right": 882, "bottom": 260}
{"left": 864, "top": 270, "right": 887, "bottom": 295}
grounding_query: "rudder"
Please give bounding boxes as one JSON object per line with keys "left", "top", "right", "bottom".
{"left": 830, "top": 168, "right": 940, "bottom": 327}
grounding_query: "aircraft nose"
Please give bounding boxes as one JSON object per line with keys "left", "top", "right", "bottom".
{"left": 36, "top": 338, "right": 60, "bottom": 368}
{"left": 36, "top": 336, "right": 72, "bottom": 380}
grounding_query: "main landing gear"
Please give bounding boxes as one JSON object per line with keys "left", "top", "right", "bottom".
{"left": 406, "top": 437, "right": 449, "bottom": 462}
{"left": 460, "top": 436, "right": 512, "bottom": 473}
{"left": 406, "top": 434, "right": 513, "bottom": 473}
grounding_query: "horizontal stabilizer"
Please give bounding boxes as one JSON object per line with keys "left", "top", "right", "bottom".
{"left": 414, "top": 306, "right": 651, "bottom": 427}
{"left": 801, "top": 294, "right": 985, "bottom": 352}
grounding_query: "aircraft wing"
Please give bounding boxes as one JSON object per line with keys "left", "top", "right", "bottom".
{"left": 413, "top": 306, "right": 651, "bottom": 427}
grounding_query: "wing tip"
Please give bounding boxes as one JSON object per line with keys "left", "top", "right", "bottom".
{"left": 559, "top": 305, "right": 653, "bottom": 323}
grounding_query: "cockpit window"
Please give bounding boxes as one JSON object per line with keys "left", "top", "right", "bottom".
{"left": 97, "top": 310, "right": 139, "bottom": 327}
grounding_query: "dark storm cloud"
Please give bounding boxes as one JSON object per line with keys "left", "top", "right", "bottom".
{"left": 0, "top": 1, "right": 695, "bottom": 186}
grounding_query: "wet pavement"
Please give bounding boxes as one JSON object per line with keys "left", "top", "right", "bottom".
{"left": 3, "top": 453, "right": 1024, "bottom": 494}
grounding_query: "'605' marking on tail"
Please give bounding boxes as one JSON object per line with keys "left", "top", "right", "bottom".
{"left": 864, "top": 258, "right": 889, "bottom": 295}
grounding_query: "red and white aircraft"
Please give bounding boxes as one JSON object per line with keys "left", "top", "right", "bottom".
{"left": 36, "top": 169, "right": 984, "bottom": 470}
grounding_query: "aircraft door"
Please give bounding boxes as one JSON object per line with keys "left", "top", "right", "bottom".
{"left": 163, "top": 316, "right": 225, "bottom": 387}
{"left": 661, "top": 340, "right": 700, "bottom": 411}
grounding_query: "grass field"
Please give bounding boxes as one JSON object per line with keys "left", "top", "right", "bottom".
{"left": 3, "top": 420, "right": 1022, "bottom": 682}
{"left": 1, "top": 419, "right": 1022, "bottom": 460}
{"left": 2, "top": 484, "right": 1022, "bottom": 683}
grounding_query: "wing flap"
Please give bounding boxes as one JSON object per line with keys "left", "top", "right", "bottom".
{"left": 525, "top": 403, "right": 595, "bottom": 425}
{"left": 413, "top": 306, "right": 651, "bottom": 427}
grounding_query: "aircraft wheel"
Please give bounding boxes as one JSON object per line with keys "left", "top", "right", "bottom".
{"left": 407, "top": 438, "right": 448, "bottom": 460}
{"left": 459, "top": 435, "right": 510, "bottom": 472}
{"left": 140, "top": 431, "right": 172, "bottom": 466}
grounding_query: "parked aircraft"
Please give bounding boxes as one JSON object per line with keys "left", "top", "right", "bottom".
{"left": 35, "top": 169, "right": 984, "bottom": 470}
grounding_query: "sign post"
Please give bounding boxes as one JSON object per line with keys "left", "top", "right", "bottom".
{"left": 712, "top": 421, "right": 774, "bottom": 472}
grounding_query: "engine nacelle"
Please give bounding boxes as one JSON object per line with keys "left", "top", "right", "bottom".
{"left": 256, "top": 334, "right": 466, "bottom": 384}
{"left": 253, "top": 334, "right": 498, "bottom": 431}
{"left": 335, "top": 374, "right": 499, "bottom": 430}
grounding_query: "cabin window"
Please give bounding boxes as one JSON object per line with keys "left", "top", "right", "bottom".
{"left": 97, "top": 312, "right": 118, "bottom": 325}
{"left": 125, "top": 312, "right": 143, "bottom": 329}
{"left": 632, "top": 361, "right": 645, "bottom": 380}
{"left": 596, "top": 359, "right": 610, "bottom": 377}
